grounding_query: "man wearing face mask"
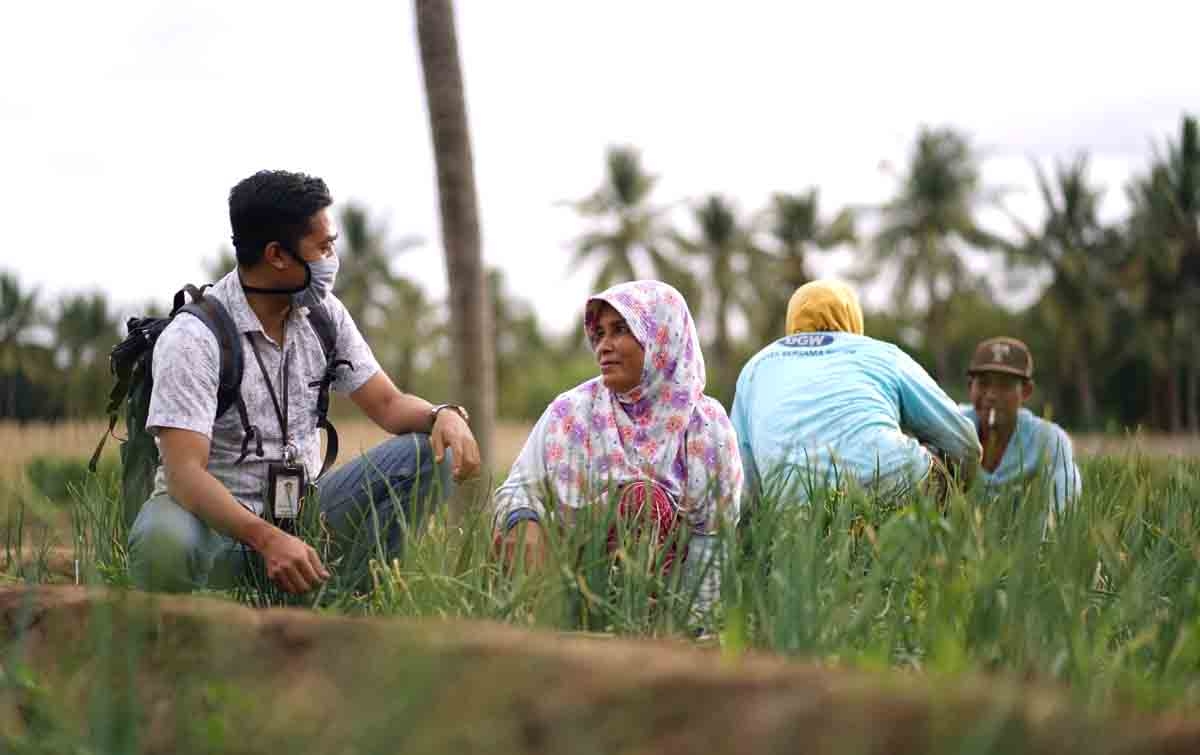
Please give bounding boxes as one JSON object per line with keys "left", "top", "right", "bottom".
{"left": 128, "top": 170, "right": 482, "bottom": 594}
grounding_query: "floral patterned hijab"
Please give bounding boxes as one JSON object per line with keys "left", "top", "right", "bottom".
{"left": 515, "top": 279, "right": 740, "bottom": 527}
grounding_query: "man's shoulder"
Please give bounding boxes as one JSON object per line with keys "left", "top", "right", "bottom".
{"left": 307, "top": 291, "right": 351, "bottom": 320}
{"left": 151, "top": 313, "right": 221, "bottom": 392}
{"left": 735, "top": 340, "right": 777, "bottom": 382}
{"left": 1019, "top": 409, "right": 1073, "bottom": 448}
{"left": 200, "top": 270, "right": 240, "bottom": 309}
{"left": 1018, "top": 407, "right": 1053, "bottom": 429}
{"left": 159, "top": 274, "right": 244, "bottom": 342}
{"left": 158, "top": 308, "right": 220, "bottom": 352}
{"left": 299, "top": 293, "right": 355, "bottom": 341}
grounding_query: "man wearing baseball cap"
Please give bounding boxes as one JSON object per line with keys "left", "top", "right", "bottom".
{"left": 960, "top": 337, "right": 1081, "bottom": 516}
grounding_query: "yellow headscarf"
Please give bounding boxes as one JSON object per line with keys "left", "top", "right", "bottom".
{"left": 785, "top": 279, "right": 864, "bottom": 335}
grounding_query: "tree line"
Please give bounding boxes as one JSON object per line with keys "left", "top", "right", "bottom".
{"left": 566, "top": 115, "right": 1199, "bottom": 433}
{"left": 2, "top": 115, "right": 1196, "bottom": 432}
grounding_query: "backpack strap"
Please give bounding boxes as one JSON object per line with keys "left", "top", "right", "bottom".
{"left": 178, "top": 297, "right": 242, "bottom": 417}
{"left": 306, "top": 301, "right": 338, "bottom": 362}
{"left": 171, "top": 284, "right": 210, "bottom": 315}
{"left": 305, "top": 302, "right": 351, "bottom": 479}
{"left": 177, "top": 295, "right": 264, "bottom": 464}
{"left": 89, "top": 284, "right": 267, "bottom": 478}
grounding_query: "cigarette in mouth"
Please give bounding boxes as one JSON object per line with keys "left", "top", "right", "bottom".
{"left": 987, "top": 408, "right": 996, "bottom": 430}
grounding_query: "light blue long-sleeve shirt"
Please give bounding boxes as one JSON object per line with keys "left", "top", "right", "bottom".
{"left": 731, "top": 333, "right": 981, "bottom": 503}
{"left": 959, "top": 405, "right": 1081, "bottom": 513}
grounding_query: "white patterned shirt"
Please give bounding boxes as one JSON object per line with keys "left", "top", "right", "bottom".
{"left": 146, "top": 270, "right": 380, "bottom": 512}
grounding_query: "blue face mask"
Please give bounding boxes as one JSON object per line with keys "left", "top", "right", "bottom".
{"left": 294, "top": 253, "right": 339, "bottom": 307}
{"left": 308, "top": 253, "right": 340, "bottom": 300}
{"left": 240, "top": 244, "right": 336, "bottom": 298}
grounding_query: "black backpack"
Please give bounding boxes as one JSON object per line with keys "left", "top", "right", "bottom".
{"left": 89, "top": 284, "right": 349, "bottom": 526}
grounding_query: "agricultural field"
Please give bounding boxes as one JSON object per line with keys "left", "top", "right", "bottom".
{"left": 0, "top": 419, "right": 536, "bottom": 493}
{"left": 3, "top": 419, "right": 1197, "bottom": 494}
{"left": 2, "top": 421, "right": 1200, "bottom": 753}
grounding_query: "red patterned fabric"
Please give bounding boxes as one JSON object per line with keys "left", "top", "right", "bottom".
{"left": 606, "top": 480, "right": 682, "bottom": 572}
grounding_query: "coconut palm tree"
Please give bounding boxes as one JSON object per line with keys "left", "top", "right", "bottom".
{"left": 372, "top": 276, "right": 439, "bottom": 395}
{"left": 870, "top": 127, "right": 1006, "bottom": 380}
{"left": 1011, "top": 154, "right": 1121, "bottom": 427}
{"left": 568, "top": 146, "right": 700, "bottom": 306}
{"left": 0, "top": 272, "right": 42, "bottom": 418}
{"left": 675, "top": 194, "right": 763, "bottom": 401}
{"left": 55, "top": 292, "right": 120, "bottom": 417}
{"left": 0, "top": 272, "right": 39, "bottom": 358}
{"left": 755, "top": 190, "right": 855, "bottom": 341}
{"left": 488, "top": 268, "right": 547, "bottom": 413}
{"left": 55, "top": 292, "right": 118, "bottom": 372}
{"left": 334, "top": 203, "right": 423, "bottom": 330}
{"left": 1125, "top": 115, "right": 1200, "bottom": 431}
{"left": 415, "top": 0, "right": 496, "bottom": 466}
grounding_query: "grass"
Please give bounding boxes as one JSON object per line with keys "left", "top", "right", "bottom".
{"left": 3, "top": 424, "right": 1200, "bottom": 752}
{"left": 6, "top": 446, "right": 1193, "bottom": 716}
{"left": 0, "top": 418, "right": 1195, "bottom": 496}
{"left": 0, "top": 418, "right": 535, "bottom": 490}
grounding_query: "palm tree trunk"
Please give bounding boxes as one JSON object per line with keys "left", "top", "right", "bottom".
{"left": 709, "top": 280, "right": 735, "bottom": 406}
{"left": 926, "top": 297, "right": 950, "bottom": 381}
{"left": 4, "top": 373, "right": 14, "bottom": 420}
{"left": 783, "top": 244, "right": 810, "bottom": 290}
{"left": 920, "top": 263, "right": 950, "bottom": 381}
{"left": 1077, "top": 355, "right": 1096, "bottom": 430}
{"left": 1188, "top": 354, "right": 1199, "bottom": 434}
{"left": 1167, "top": 368, "right": 1183, "bottom": 433}
{"left": 1075, "top": 334, "right": 1096, "bottom": 429}
{"left": 1149, "top": 373, "right": 1164, "bottom": 430}
{"left": 415, "top": 0, "right": 496, "bottom": 469}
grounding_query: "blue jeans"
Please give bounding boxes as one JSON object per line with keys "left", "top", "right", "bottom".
{"left": 128, "top": 433, "right": 452, "bottom": 593}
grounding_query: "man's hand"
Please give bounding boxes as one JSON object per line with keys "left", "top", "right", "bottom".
{"left": 256, "top": 527, "right": 330, "bottom": 594}
{"left": 500, "top": 520, "right": 548, "bottom": 574}
{"left": 350, "top": 374, "right": 482, "bottom": 480}
{"left": 431, "top": 409, "right": 481, "bottom": 481}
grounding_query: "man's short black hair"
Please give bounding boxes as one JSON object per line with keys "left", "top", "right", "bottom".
{"left": 229, "top": 170, "right": 333, "bottom": 267}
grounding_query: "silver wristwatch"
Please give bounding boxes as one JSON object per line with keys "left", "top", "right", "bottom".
{"left": 430, "top": 403, "right": 470, "bottom": 428}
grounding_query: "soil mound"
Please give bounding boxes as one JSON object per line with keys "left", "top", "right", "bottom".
{"left": 0, "top": 586, "right": 1195, "bottom": 754}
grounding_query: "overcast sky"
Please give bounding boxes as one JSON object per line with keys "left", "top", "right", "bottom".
{"left": 2, "top": 0, "right": 1196, "bottom": 334}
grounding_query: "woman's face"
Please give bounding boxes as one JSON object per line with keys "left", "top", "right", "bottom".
{"left": 590, "top": 303, "right": 645, "bottom": 394}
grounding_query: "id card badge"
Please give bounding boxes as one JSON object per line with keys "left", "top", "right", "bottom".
{"left": 266, "top": 462, "right": 307, "bottom": 524}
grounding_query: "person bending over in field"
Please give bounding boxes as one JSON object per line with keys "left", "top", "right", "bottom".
{"left": 959, "top": 337, "right": 1081, "bottom": 521}
{"left": 492, "top": 280, "right": 742, "bottom": 611}
{"left": 129, "top": 170, "right": 480, "bottom": 594}
{"left": 731, "top": 279, "right": 981, "bottom": 508}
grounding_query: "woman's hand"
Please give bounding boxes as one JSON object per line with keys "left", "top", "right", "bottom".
{"left": 500, "top": 520, "right": 548, "bottom": 574}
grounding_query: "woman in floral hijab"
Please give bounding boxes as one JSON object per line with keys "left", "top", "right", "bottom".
{"left": 492, "top": 280, "right": 742, "bottom": 605}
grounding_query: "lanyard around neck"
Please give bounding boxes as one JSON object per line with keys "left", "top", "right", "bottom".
{"left": 245, "top": 333, "right": 291, "bottom": 453}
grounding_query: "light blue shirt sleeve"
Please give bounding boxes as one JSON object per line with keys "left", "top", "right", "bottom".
{"left": 893, "top": 351, "right": 982, "bottom": 471}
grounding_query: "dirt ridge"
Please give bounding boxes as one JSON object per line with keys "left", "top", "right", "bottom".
{"left": 0, "top": 586, "right": 1196, "bottom": 754}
